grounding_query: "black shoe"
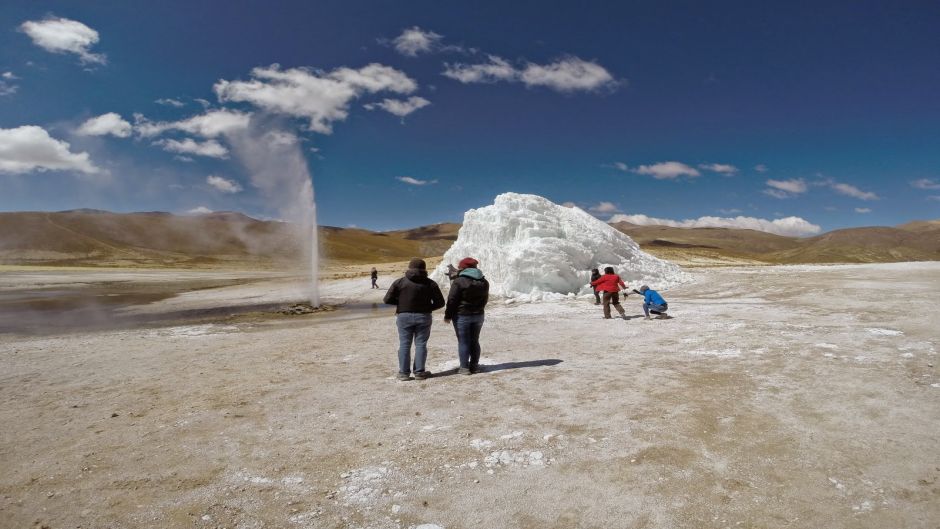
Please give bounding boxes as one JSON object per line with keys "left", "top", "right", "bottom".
{"left": 396, "top": 373, "right": 412, "bottom": 381}
{"left": 414, "top": 370, "right": 432, "bottom": 380}
{"left": 457, "top": 367, "right": 472, "bottom": 375}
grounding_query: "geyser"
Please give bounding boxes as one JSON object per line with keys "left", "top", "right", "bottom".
{"left": 226, "top": 123, "right": 320, "bottom": 306}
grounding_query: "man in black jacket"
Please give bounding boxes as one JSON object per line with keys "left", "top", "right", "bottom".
{"left": 383, "top": 258, "right": 445, "bottom": 380}
{"left": 444, "top": 257, "right": 489, "bottom": 375}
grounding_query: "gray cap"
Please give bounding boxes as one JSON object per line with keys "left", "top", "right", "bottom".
{"left": 639, "top": 285, "right": 649, "bottom": 293}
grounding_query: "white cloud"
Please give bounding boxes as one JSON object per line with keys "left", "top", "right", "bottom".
{"left": 854, "top": 207, "right": 871, "bottom": 213}
{"left": 0, "top": 81, "right": 16, "bottom": 97}
{"left": 754, "top": 164, "right": 768, "bottom": 173}
{"left": 194, "top": 98, "right": 211, "bottom": 109}
{"left": 186, "top": 206, "right": 213, "bottom": 215}
{"left": 928, "top": 195, "right": 940, "bottom": 202}
{"left": 1, "top": 72, "right": 17, "bottom": 80}
{"left": 829, "top": 182, "right": 878, "bottom": 201}
{"left": 153, "top": 138, "right": 228, "bottom": 158}
{"left": 910, "top": 178, "right": 940, "bottom": 190}
{"left": 0, "top": 125, "right": 100, "bottom": 174}
{"left": 442, "top": 55, "right": 517, "bottom": 84}
{"left": 392, "top": 26, "right": 443, "bottom": 56}
{"left": 364, "top": 96, "right": 430, "bottom": 118}
{"left": 206, "top": 174, "right": 242, "bottom": 193}
{"left": 134, "top": 109, "right": 251, "bottom": 138}
{"left": 698, "top": 163, "right": 738, "bottom": 175}
{"left": 764, "top": 178, "right": 807, "bottom": 198}
{"left": 214, "top": 63, "right": 417, "bottom": 134}
{"left": 396, "top": 176, "right": 437, "bottom": 186}
{"left": 520, "top": 57, "right": 619, "bottom": 93}
{"left": 633, "top": 161, "right": 700, "bottom": 180}
{"left": 608, "top": 212, "right": 821, "bottom": 237}
{"left": 561, "top": 201, "right": 577, "bottom": 208}
{"left": 76, "top": 112, "right": 132, "bottom": 138}
{"left": 19, "top": 17, "right": 106, "bottom": 65}
{"left": 155, "top": 98, "right": 185, "bottom": 108}
{"left": 611, "top": 162, "right": 629, "bottom": 172}
{"left": 443, "top": 55, "right": 618, "bottom": 93}
{"left": 589, "top": 201, "right": 619, "bottom": 213}
{"left": 718, "top": 208, "right": 743, "bottom": 214}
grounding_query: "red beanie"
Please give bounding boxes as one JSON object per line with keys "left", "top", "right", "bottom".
{"left": 458, "top": 257, "right": 478, "bottom": 270}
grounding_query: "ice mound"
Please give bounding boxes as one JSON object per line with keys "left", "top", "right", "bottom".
{"left": 431, "top": 193, "right": 690, "bottom": 301}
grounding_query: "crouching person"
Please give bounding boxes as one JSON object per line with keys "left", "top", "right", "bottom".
{"left": 444, "top": 257, "right": 489, "bottom": 375}
{"left": 639, "top": 285, "right": 669, "bottom": 320}
{"left": 383, "top": 258, "right": 445, "bottom": 380}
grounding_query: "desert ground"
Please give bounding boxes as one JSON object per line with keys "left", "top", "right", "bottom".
{"left": 1, "top": 262, "right": 939, "bottom": 529}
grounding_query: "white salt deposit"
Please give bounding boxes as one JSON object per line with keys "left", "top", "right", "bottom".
{"left": 431, "top": 193, "right": 690, "bottom": 300}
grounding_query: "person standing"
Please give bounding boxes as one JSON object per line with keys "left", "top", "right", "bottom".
{"left": 639, "top": 285, "right": 669, "bottom": 320}
{"left": 370, "top": 267, "right": 379, "bottom": 289}
{"left": 383, "top": 258, "right": 445, "bottom": 380}
{"left": 590, "top": 268, "right": 602, "bottom": 305}
{"left": 590, "top": 266, "right": 628, "bottom": 320}
{"left": 444, "top": 257, "right": 489, "bottom": 375}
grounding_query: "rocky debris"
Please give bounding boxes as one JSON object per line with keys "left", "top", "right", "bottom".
{"left": 279, "top": 303, "right": 336, "bottom": 315}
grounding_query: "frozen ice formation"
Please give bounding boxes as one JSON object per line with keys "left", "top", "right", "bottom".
{"left": 431, "top": 193, "right": 690, "bottom": 300}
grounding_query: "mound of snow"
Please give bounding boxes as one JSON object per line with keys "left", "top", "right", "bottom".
{"left": 431, "top": 193, "right": 690, "bottom": 300}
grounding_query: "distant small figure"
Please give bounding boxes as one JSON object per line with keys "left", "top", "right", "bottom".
{"left": 370, "top": 267, "right": 379, "bottom": 289}
{"left": 639, "top": 285, "right": 669, "bottom": 320}
{"left": 590, "top": 266, "right": 628, "bottom": 320}
{"left": 444, "top": 257, "right": 489, "bottom": 375}
{"left": 383, "top": 258, "right": 445, "bottom": 380}
{"left": 590, "top": 268, "right": 602, "bottom": 305}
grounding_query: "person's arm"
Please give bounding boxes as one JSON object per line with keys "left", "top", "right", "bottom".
{"left": 444, "top": 280, "right": 462, "bottom": 321}
{"left": 617, "top": 278, "right": 626, "bottom": 290}
{"left": 590, "top": 277, "right": 600, "bottom": 287}
{"left": 383, "top": 279, "right": 400, "bottom": 305}
{"left": 430, "top": 282, "right": 445, "bottom": 311}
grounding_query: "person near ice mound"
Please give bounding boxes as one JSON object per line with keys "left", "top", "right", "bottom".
{"left": 370, "top": 267, "right": 379, "bottom": 289}
{"left": 590, "top": 268, "right": 602, "bottom": 305}
{"left": 444, "top": 257, "right": 489, "bottom": 375}
{"left": 383, "top": 258, "right": 445, "bottom": 381}
{"left": 590, "top": 266, "right": 628, "bottom": 320}
{"left": 639, "top": 285, "right": 669, "bottom": 320}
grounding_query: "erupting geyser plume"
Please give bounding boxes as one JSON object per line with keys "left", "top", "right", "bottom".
{"left": 226, "top": 120, "right": 320, "bottom": 306}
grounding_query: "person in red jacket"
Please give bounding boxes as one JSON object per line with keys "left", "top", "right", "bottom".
{"left": 590, "top": 266, "right": 628, "bottom": 319}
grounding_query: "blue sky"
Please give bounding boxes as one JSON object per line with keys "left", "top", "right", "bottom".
{"left": 1, "top": 1, "right": 938, "bottom": 235}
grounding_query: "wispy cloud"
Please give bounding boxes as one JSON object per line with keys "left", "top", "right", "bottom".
{"left": 698, "top": 163, "right": 738, "bottom": 175}
{"left": 19, "top": 16, "right": 106, "bottom": 65}
{"left": 396, "top": 176, "right": 438, "bottom": 186}
{"left": 206, "top": 174, "right": 243, "bottom": 193}
{"left": 828, "top": 181, "right": 878, "bottom": 201}
{"left": 632, "top": 161, "right": 700, "bottom": 180}
{"left": 764, "top": 178, "right": 807, "bottom": 198}
{"left": 609, "top": 212, "right": 821, "bottom": 237}
{"left": 134, "top": 109, "right": 252, "bottom": 138}
{"left": 444, "top": 55, "right": 619, "bottom": 93}
{"left": 911, "top": 178, "right": 940, "bottom": 190}
{"left": 186, "top": 206, "right": 213, "bottom": 215}
{"left": 364, "top": 96, "right": 431, "bottom": 118}
{"left": 754, "top": 164, "right": 768, "bottom": 173}
{"left": 854, "top": 207, "right": 871, "bottom": 213}
{"left": 589, "top": 201, "right": 619, "bottom": 214}
{"left": 155, "top": 98, "right": 185, "bottom": 108}
{"left": 215, "top": 64, "right": 417, "bottom": 134}
{"left": 77, "top": 112, "right": 132, "bottom": 138}
{"left": 0, "top": 125, "right": 100, "bottom": 174}
{"left": 153, "top": 138, "right": 228, "bottom": 158}
{"left": 392, "top": 26, "right": 443, "bottom": 56}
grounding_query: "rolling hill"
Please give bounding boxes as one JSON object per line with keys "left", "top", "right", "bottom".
{"left": 0, "top": 210, "right": 936, "bottom": 269}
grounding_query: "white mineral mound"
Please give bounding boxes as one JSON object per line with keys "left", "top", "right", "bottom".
{"left": 431, "top": 193, "right": 690, "bottom": 300}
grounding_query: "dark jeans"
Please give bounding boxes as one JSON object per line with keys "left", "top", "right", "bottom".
{"left": 593, "top": 288, "right": 601, "bottom": 304}
{"left": 371, "top": 277, "right": 378, "bottom": 288}
{"left": 453, "top": 313, "right": 485, "bottom": 370}
{"left": 396, "top": 312, "right": 432, "bottom": 374}
{"left": 602, "top": 291, "right": 626, "bottom": 318}
{"left": 643, "top": 301, "right": 668, "bottom": 317}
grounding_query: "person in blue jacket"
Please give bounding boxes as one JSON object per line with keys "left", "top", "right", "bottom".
{"left": 639, "top": 285, "right": 669, "bottom": 320}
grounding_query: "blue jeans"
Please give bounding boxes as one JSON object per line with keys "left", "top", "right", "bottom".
{"left": 643, "top": 302, "right": 667, "bottom": 317}
{"left": 453, "top": 313, "right": 485, "bottom": 370}
{"left": 396, "top": 312, "right": 432, "bottom": 374}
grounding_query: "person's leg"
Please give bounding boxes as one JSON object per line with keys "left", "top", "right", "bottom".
{"left": 602, "top": 292, "right": 612, "bottom": 318}
{"left": 642, "top": 301, "right": 651, "bottom": 318}
{"left": 412, "top": 313, "right": 432, "bottom": 373}
{"left": 611, "top": 292, "right": 626, "bottom": 316}
{"left": 468, "top": 314, "right": 484, "bottom": 371}
{"left": 396, "top": 313, "right": 416, "bottom": 375}
{"left": 593, "top": 289, "right": 601, "bottom": 304}
{"left": 455, "top": 315, "right": 471, "bottom": 369}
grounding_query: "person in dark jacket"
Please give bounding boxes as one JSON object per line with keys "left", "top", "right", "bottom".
{"left": 590, "top": 268, "right": 602, "bottom": 305}
{"left": 639, "top": 285, "right": 669, "bottom": 320}
{"left": 590, "top": 266, "right": 628, "bottom": 320}
{"left": 383, "top": 258, "right": 445, "bottom": 380}
{"left": 444, "top": 257, "right": 489, "bottom": 375}
{"left": 370, "top": 267, "right": 379, "bottom": 289}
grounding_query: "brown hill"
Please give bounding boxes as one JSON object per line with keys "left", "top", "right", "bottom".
{"left": 767, "top": 226, "right": 940, "bottom": 264}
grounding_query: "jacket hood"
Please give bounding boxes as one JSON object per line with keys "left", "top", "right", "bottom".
{"left": 405, "top": 269, "right": 429, "bottom": 282}
{"left": 458, "top": 268, "right": 484, "bottom": 280}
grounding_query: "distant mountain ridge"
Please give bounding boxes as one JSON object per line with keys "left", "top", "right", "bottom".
{"left": 0, "top": 209, "right": 936, "bottom": 268}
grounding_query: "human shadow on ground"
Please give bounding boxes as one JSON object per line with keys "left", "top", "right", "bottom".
{"left": 432, "top": 358, "right": 562, "bottom": 378}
